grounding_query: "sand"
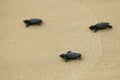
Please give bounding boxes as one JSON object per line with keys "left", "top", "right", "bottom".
{"left": 0, "top": 0, "right": 120, "bottom": 80}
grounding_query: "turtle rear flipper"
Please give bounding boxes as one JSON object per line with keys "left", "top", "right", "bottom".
{"left": 108, "top": 25, "right": 112, "bottom": 28}
{"left": 77, "top": 54, "right": 81, "bottom": 60}
{"left": 77, "top": 57, "right": 81, "bottom": 60}
{"left": 37, "top": 22, "right": 42, "bottom": 25}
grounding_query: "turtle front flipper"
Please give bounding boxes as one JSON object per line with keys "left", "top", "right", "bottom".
{"left": 93, "top": 28, "right": 98, "bottom": 32}
{"left": 65, "top": 58, "right": 69, "bottom": 62}
{"left": 64, "top": 56, "right": 69, "bottom": 62}
{"left": 26, "top": 23, "right": 30, "bottom": 27}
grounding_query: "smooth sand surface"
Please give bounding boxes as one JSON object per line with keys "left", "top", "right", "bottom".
{"left": 0, "top": 0, "right": 120, "bottom": 80}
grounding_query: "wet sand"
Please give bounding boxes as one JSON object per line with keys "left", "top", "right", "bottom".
{"left": 0, "top": 0, "right": 120, "bottom": 80}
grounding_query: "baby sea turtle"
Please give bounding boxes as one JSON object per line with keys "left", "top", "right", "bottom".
{"left": 89, "top": 22, "right": 112, "bottom": 32}
{"left": 60, "top": 51, "right": 81, "bottom": 62}
{"left": 23, "top": 18, "right": 42, "bottom": 27}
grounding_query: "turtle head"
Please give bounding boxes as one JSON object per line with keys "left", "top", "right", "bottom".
{"left": 89, "top": 25, "right": 95, "bottom": 30}
{"left": 60, "top": 54, "right": 66, "bottom": 59}
{"left": 23, "top": 20, "right": 29, "bottom": 24}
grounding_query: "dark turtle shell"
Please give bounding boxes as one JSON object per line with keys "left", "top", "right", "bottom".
{"left": 95, "top": 22, "right": 109, "bottom": 29}
{"left": 29, "top": 19, "right": 42, "bottom": 24}
{"left": 66, "top": 52, "right": 81, "bottom": 59}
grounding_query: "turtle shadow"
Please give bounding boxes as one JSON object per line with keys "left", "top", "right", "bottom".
{"left": 64, "top": 57, "right": 84, "bottom": 62}
{"left": 89, "top": 27, "right": 112, "bottom": 33}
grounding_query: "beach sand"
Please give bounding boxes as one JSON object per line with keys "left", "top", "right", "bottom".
{"left": 0, "top": 0, "right": 120, "bottom": 80}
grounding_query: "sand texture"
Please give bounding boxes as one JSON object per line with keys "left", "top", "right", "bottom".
{"left": 0, "top": 0, "right": 120, "bottom": 80}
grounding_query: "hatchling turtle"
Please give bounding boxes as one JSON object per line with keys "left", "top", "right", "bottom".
{"left": 23, "top": 18, "right": 42, "bottom": 27}
{"left": 60, "top": 51, "right": 81, "bottom": 62}
{"left": 89, "top": 22, "right": 112, "bottom": 32}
